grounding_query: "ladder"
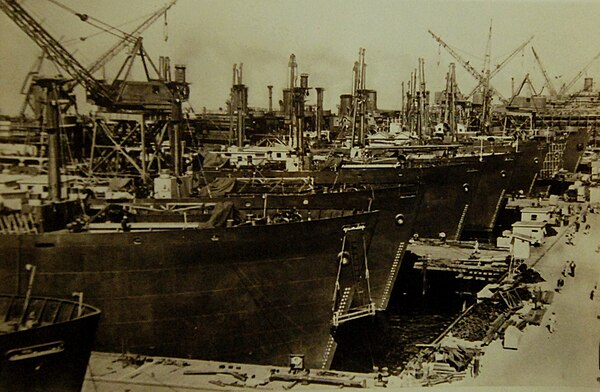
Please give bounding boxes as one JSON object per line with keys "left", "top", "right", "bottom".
{"left": 454, "top": 204, "right": 470, "bottom": 241}
{"left": 331, "top": 224, "right": 375, "bottom": 327}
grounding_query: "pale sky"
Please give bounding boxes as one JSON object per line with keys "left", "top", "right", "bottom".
{"left": 1, "top": 0, "right": 600, "bottom": 116}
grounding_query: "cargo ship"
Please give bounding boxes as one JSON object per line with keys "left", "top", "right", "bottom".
{"left": 201, "top": 145, "right": 515, "bottom": 241}
{"left": 0, "top": 202, "right": 380, "bottom": 369}
{"left": 0, "top": 290, "right": 101, "bottom": 392}
{"left": 100, "top": 182, "right": 421, "bottom": 312}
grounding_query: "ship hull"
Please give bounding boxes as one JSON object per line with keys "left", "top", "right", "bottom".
{"left": 508, "top": 138, "right": 547, "bottom": 195}
{"left": 562, "top": 126, "right": 590, "bottom": 172}
{"left": 0, "top": 295, "right": 101, "bottom": 392}
{"left": 461, "top": 152, "right": 514, "bottom": 238}
{"left": 0, "top": 211, "right": 378, "bottom": 369}
{"left": 126, "top": 184, "right": 420, "bottom": 311}
{"left": 202, "top": 156, "right": 491, "bottom": 240}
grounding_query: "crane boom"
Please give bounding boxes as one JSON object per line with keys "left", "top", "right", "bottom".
{"left": 467, "top": 36, "right": 533, "bottom": 98}
{"left": 482, "top": 21, "right": 493, "bottom": 74}
{"left": 531, "top": 47, "right": 558, "bottom": 97}
{"left": 87, "top": 0, "right": 176, "bottom": 75}
{"left": 429, "top": 29, "right": 506, "bottom": 103}
{"left": 0, "top": 0, "right": 113, "bottom": 106}
{"left": 558, "top": 51, "right": 600, "bottom": 96}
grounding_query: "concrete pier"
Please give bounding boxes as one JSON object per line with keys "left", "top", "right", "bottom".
{"left": 455, "top": 202, "right": 600, "bottom": 388}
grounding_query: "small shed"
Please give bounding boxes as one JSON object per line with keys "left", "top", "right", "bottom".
{"left": 511, "top": 232, "right": 539, "bottom": 259}
{"left": 520, "top": 206, "right": 554, "bottom": 223}
{"left": 512, "top": 221, "right": 546, "bottom": 244}
{"left": 503, "top": 325, "right": 522, "bottom": 350}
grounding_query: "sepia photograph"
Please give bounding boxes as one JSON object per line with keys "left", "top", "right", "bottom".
{"left": 0, "top": 0, "right": 599, "bottom": 390}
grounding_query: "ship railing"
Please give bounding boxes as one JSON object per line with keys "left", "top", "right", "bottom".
{"left": 0, "top": 212, "right": 38, "bottom": 234}
{"left": 332, "top": 302, "right": 376, "bottom": 327}
{"left": 87, "top": 221, "right": 204, "bottom": 232}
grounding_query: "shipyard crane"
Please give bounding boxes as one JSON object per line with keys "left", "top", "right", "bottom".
{"left": 1, "top": 0, "right": 185, "bottom": 110}
{"left": 558, "top": 51, "right": 600, "bottom": 96}
{"left": 18, "top": 1, "right": 176, "bottom": 116}
{"left": 1, "top": 0, "right": 189, "bottom": 181}
{"left": 466, "top": 36, "right": 534, "bottom": 99}
{"left": 429, "top": 30, "right": 534, "bottom": 104}
{"left": 482, "top": 21, "right": 493, "bottom": 76}
{"left": 531, "top": 47, "right": 558, "bottom": 98}
{"left": 429, "top": 29, "right": 507, "bottom": 103}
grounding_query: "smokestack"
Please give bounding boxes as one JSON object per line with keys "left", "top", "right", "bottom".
{"left": 170, "top": 97, "right": 183, "bottom": 176}
{"left": 268, "top": 85, "right": 273, "bottom": 112}
{"left": 316, "top": 87, "right": 324, "bottom": 142}
{"left": 300, "top": 73, "right": 309, "bottom": 90}
{"left": 174, "top": 64, "right": 186, "bottom": 83}
{"left": 45, "top": 82, "right": 62, "bottom": 202}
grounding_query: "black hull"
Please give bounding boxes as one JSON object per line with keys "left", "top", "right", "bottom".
{"left": 202, "top": 155, "right": 495, "bottom": 240}
{"left": 508, "top": 139, "right": 548, "bottom": 195}
{"left": 0, "top": 295, "right": 100, "bottom": 392}
{"left": 0, "top": 211, "right": 379, "bottom": 369}
{"left": 562, "top": 127, "right": 590, "bottom": 172}
{"left": 461, "top": 153, "right": 515, "bottom": 238}
{"left": 127, "top": 184, "right": 421, "bottom": 311}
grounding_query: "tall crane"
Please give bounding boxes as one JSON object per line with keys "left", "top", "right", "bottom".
{"left": 1, "top": 0, "right": 189, "bottom": 181}
{"left": 466, "top": 35, "right": 533, "bottom": 99}
{"left": 558, "top": 51, "right": 600, "bottom": 96}
{"left": 18, "top": 1, "right": 176, "bottom": 116}
{"left": 429, "top": 29, "right": 533, "bottom": 104}
{"left": 1, "top": 0, "right": 185, "bottom": 110}
{"left": 429, "top": 29, "right": 507, "bottom": 103}
{"left": 531, "top": 47, "right": 558, "bottom": 98}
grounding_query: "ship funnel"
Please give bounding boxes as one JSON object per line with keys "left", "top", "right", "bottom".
{"left": 175, "top": 65, "right": 187, "bottom": 84}
{"left": 300, "top": 73, "right": 309, "bottom": 89}
{"left": 160, "top": 56, "right": 172, "bottom": 82}
{"left": 268, "top": 85, "right": 273, "bottom": 112}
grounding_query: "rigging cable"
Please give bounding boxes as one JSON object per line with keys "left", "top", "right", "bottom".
{"left": 45, "top": 0, "right": 135, "bottom": 42}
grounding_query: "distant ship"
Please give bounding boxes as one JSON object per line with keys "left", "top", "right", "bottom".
{"left": 0, "top": 290, "right": 101, "bottom": 392}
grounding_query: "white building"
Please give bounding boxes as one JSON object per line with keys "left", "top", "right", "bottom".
{"left": 520, "top": 206, "right": 555, "bottom": 224}
{"left": 512, "top": 220, "right": 546, "bottom": 245}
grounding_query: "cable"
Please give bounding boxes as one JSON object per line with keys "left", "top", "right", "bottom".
{"left": 45, "top": 0, "right": 134, "bottom": 42}
{"left": 61, "top": 11, "right": 153, "bottom": 45}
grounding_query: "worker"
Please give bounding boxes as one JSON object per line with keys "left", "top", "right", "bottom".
{"left": 569, "top": 261, "right": 576, "bottom": 277}
{"left": 534, "top": 285, "right": 543, "bottom": 307}
{"left": 565, "top": 233, "right": 574, "bottom": 246}
{"left": 121, "top": 215, "right": 131, "bottom": 232}
{"left": 472, "top": 354, "right": 480, "bottom": 377}
{"left": 546, "top": 312, "right": 556, "bottom": 333}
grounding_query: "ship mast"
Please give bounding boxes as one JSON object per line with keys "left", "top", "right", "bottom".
{"left": 351, "top": 48, "right": 367, "bottom": 147}
{"left": 229, "top": 63, "right": 247, "bottom": 147}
